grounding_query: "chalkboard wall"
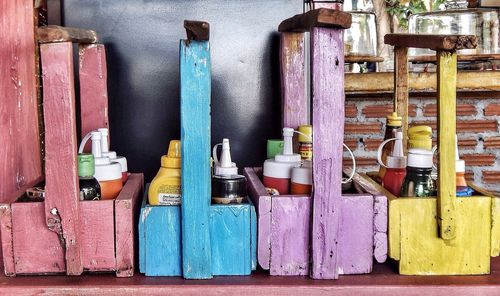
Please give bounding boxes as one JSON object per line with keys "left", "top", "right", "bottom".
{"left": 63, "top": 0, "right": 302, "bottom": 181}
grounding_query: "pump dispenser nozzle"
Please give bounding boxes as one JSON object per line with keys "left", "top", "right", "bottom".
{"left": 275, "top": 128, "right": 301, "bottom": 163}
{"left": 98, "top": 128, "right": 128, "bottom": 182}
{"left": 213, "top": 138, "right": 238, "bottom": 176}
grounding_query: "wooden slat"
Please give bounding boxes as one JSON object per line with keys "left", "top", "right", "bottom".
{"left": 345, "top": 55, "right": 384, "bottom": 63}
{"left": 410, "top": 53, "right": 500, "bottom": 63}
{"left": 37, "top": 25, "right": 98, "bottom": 44}
{"left": 0, "top": 0, "right": 43, "bottom": 202}
{"left": 79, "top": 44, "right": 109, "bottom": 152}
{"left": 184, "top": 20, "right": 209, "bottom": 41}
{"left": 278, "top": 8, "right": 352, "bottom": 32}
{"left": 281, "top": 32, "right": 308, "bottom": 129}
{"left": 385, "top": 34, "right": 477, "bottom": 51}
{"left": 373, "top": 195, "right": 388, "bottom": 263}
{"left": 0, "top": 203, "right": 15, "bottom": 276}
{"left": 310, "top": 27, "right": 344, "bottom": 279}
{"left": 436, "top": 51, "right": 457, "bottom": 240}
{"left": 180, "top": 39, "right": 212, "bottom": 279}
{"left": 115, "top": 173, "right": 144, "bottom": 277}
{"left": 41, "top": 42, "right": 83, "bottom": 275}
{"left": 394, "top": 46, "right": 409, "bottom": 153}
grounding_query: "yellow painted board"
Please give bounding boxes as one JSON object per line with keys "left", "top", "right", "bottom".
{"left": 396, "top": 196, "right": 491, "bottom": 275}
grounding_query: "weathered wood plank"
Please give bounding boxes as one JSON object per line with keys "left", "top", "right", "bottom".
{"left": 79, "top": 44, "right": 109, "bottom": 152}
{"left": 115, "top": 173, "right": 144, "bottom": 277}
{"left": 278, "top": 9, "right": 352, "bottom": 32}
{"left": 41, "top": 42, "right": 83, "bottom": 275}
{"left": 436, "top": 51, "right": 457, "bottom": 240}
{"left": 385, "top": 34, "right": 477, "bottom": 51}
{"left": 373, "top": 195, "right": 388, "bottom": 263}
{"left": 280, "top": 32, "right": 308, "bottom": 129}
{"left": 243, "top": 167, "right": 271, "bottom": 270}
{"left": 394, "top": 46, "right": 409, "bottom": 153}
{"left": 0, "top": 203, "right": 15, "bottom": 276}
{"left": 180, "top": 39, "right": 212, "bottom": 279}
{"left": 184, "top": 20, "right": 209, "bottom": 41}
{"left": 0, "top": 0, "right": 43, "bottom": 202}
{"left": 37, "top": 25, "right": 98, "bottom": 44}
{"left": 310, "top": 27, "right": 344, "bottom": 279}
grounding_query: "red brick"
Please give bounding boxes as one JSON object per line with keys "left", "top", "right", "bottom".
{"left": 344, "top": 122, "right": 382, "bottom": 134}
{"left": 363, "top": 138, "right": 384, "bottom": 151}
{"left": 465, "top": 171, "right": 474, "bottom": 182}
{"left": 411, "top": 120, "right": 497, "bottom": 133}
{"left": 343, "top": 157, "right": 377, "bottom": 167}
{"left": 458, "top": 138, "right": 478, "bottom": 150}
{"left": 345, "top": 104, "right": 357, "bottom": 118}
{"left": 423, "top": 104, "right": 477, "bottom": 117}
{"left": 362, "top": 104, "right": 416, "bottom": 118}
{"left": 461, "top": 153, "right": 496, "bottom": 166}
{"left": 483, "top": 171, "right": 500, "bottom": 184}
{"left": 485, "top": 104, "right": 500, "bottom": 116}
{"left": 344, "top": 138, "right": 358, "bottom": 151}
{"left": 484, "top": 137, "right": 500, "bottom": 149}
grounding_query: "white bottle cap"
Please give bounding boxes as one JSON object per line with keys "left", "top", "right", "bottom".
{"left": 80, "top": 131, "right": 122, "bottom": 182}
{"left": 98, "top": 128, "right": 128, "bottom": 173}
{"left": 455, "top": 135, "right": 465, "bottom": 173}
{"left": 263, "top": 159, "right": 300, "bottom": 179}
{"left": 407, "top": 148, "right": 434, "bottom": 168}
{"left": 291, "top": 166, "right": 312, "bottom": 185}
{"left": 213, "top": 138, "right": 238, "bottom": 176}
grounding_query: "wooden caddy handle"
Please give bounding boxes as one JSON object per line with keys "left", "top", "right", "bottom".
{"left": 384, "top": 34, "right": 477, "bottom": 241}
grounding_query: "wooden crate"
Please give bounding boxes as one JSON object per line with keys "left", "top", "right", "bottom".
{"left": 357, "top": 34, "right": 500, "bottom": 275}
{"left": 0, "top": 24, "right": 143, "bottom": 276}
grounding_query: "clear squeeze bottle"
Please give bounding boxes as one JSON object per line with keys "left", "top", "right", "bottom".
{"left": 377, "top": 131, "right": 406, "bottom": 196}
{"left": 378, "top": 112, "right": 402, "bottom": 180}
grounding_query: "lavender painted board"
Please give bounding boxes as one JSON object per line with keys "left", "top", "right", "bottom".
{"left": 338, "top": 194, "right": 374, "bottom": 275}
{"left": 310, "top": 27, "right": 345, "bottom": 279}
{"left": 270, "top": 196, "right": 311, "bottom": 276}
{"left": 374, "top": 195, "right": 388, "bottom": 263}
{"left": 280, "top": 32, "right": 307, "bottom": 129}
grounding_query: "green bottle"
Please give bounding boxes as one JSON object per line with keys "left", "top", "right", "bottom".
{"left": 78, "top": 154, "right": 101, "bottom": 201}
{"left": 400, "top": 148, "right": 436, "bottom": 197}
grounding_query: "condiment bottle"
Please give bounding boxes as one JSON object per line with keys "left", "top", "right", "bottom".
{"left": 79, "top": 131, "right": 123, "bottom": 199}
{"left": 408, "top": 125, "right": 433, "bottom": 150}
{"left": 98, "top": 128, "right": 129, "bottom": 183}
{"left": 298, "top": 125, "right": 313, "bottom": 160}
{"left": 291, "top": 160, "right": 312, "bottom": 195}
{"left": 148, "top": 140, "right": 182, "bottom": 206}
{"left": 400, "top": 148, "right": 436, "bottom": 197}
{"left": 378, "top": 112, "right": 402, "bottom": 179}
{"left": 455, "top": 135, "right": 473, "bottom": 197}
{"left": 78, "top": 154, "right": 101, "bottom": 201}
{"left": 263, "top": 128, "right": 301, "bottom": 195}
{"left": 377, "top": 131, "right": 406, "bottom": 196}
{"left": 211, "top": 138, "right": 247, "bottom": 204}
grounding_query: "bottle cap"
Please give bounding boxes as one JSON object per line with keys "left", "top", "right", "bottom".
{"left": 291, "top": 165, "right": 312, "bottom": 185}
{"left": 408, "top": 125, "right": 433, "bottom": 150}
{"left": 386, "top": 112, "right": 402, "bottom": 127}
{"left": 263, "top": 159, "right": 300, "bottom": 179}
{"left": 162, "top": 140, "right": 181, "bottom": 168}
{"left": 274, "top": 128, "right": 301, "bottom": 163}
{"left": 213, "top": 138, "right": 238, "bottom": 176}
{"left": 407, "top": 148, "right": 434, "bottom": 168}
{"left": 78, "top": 154, "right": 95, "bottom": 177}
{"left": 298, "top": 125, "right": 312, "bottom": 143}
{"left": 94, "top": 161, "right": 122, "bottom": 182}
{"left": 99, "top": 128, "right": 128, "bottom": 173}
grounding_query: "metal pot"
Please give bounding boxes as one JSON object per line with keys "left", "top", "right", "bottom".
{"left": 344, "top": 11, "right": 378, "bottom": 57}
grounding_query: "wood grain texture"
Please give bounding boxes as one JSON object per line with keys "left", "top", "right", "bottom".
{"left": 373, "top": 195, "right": 388, "bottom": 263}
{"left": 310, "top": 27, "right": 344, "bottom": 279}
{"left": 0, "top": 0, "right": 43, "bottom": 202}
{"left": 270, "top": 196, "right": 311, "bottom": 276}
{"left": 79, "top": 44, "right": 109, "bottom": 152}
{"left": 40, "top": 42, "right": 83, "bottom": 275}
{"left": 394, "top": 46, "right": 409, "bottom": 153}
{"left": 0, "top": 203, "right": 15, "bottom": 276}
{"left": 278, "top": 8, "right": 352, "bottom": 32}
{"left": 410, "top": 53, "right": 500, "bottom": 63}
{"left": 11, "top": 202, "right": 65, "bottom": 274}
{"left": 470, "top": 183, "right": 500, "bottom": 257}
{"left": 184, "top": 20, "right": 209, "bottom": 41}
{"left": 37, "top": 25, "right": 98, "bottom": 44}
{"left": 436, "top": 51, "right": 457, "bottom": 240}
{"left": 250, "top": 201, "right": 257, "bottom": 270}
{"left": 385, "top": 34, "right": 477, "bottom": 51}
{"left": 115, "top": 173, "right": 144, "bottom": 277}
{"left": 243, "top": 167, "right": 272, "bottom": 270}
{"left": 280, "top": 33, "right": 307, "bottom": 129}
{"left": 210, "top": 204, "right": 252, "bottom": 275}
{"left": 179, "top": 39, "right": 212, "bottom": 279}
{"left": 79, "top": 200, "right": 115, "bottom": 272}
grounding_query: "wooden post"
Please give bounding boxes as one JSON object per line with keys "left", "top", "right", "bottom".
{"left": 436, "top": 50, "right": 457, "bottom": 240}
{"left": 180, "top": 21, "right": 212, "bottom": 279}
{"left": 394, "top": 46, "right": 408, "bottom": 153}
{"left": 41, "top": 42, "right": 83, "bottom": 275}
{"left": 310, "top": 26, "right": 345, "bottom": 279}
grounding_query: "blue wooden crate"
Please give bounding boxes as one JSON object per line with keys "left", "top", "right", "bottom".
{"left": 139, "top": 185, "right": 257, "bottom": 276}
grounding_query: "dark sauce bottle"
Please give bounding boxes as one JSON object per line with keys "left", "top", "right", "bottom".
{"left": 78, "top": 154, "right": 101, "bottom": 201}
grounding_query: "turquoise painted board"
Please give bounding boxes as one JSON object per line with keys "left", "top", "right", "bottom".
{"left": 180, "top": 39, "right": 212, "bottom": 279}
{"left": 250, "top": 201, "right": 257, "bottom": 270}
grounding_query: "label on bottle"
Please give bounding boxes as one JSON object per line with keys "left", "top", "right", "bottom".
{"left": 157, "top": 184, "right": 181, "bottom": 205}
{"left": 299, "top": 144, "right": 313, "bottom": 160}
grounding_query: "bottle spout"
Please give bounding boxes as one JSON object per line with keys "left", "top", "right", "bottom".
{"left": 213, "top": 138, "right": 238, "bottom": 176}
{"left": 282, "top": 127, "right": 294, "bottom": 156}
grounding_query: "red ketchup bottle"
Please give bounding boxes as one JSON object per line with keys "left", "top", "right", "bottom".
{"left": 377, "top": 131, "right": 407, "bottom": 196}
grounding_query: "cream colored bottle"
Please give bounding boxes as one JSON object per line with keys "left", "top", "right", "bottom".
{"left": 148, "top": 140, "right": 181, "bottom": 206}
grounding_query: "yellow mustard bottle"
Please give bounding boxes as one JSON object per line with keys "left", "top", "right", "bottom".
{"left": 148, "top": 140, "right": 181, "bottom": 206}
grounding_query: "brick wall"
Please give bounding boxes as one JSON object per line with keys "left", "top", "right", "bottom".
{"left": 344, "top": 95, "right": 500, "bottom": 193}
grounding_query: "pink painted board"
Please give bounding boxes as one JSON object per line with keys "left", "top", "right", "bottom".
{"left": 115, "top": 173, "right": 144, "bottom": 277}
{"left": 79, "top": 44, "right": 109, "bottom": 153}
{"left": 280, "top": 32, "right": 307, "bottom": 129}
{"left": 270, "top": 196, "right": 311, "bottom": 276}
{"left": 310, "top": 27, "right": 345, "bottom": 279}
{"left": 243, "top": 167, "right": 272, "bottom": 270}
{"left": 0, "top": 0, "right": 42, "bottom": 202}
{"left": 338, "top": 194, "right": 374, "bottom": 275}
{"left": 79, "top": 200, "right": 116, "bottom": 272}
{"left": 41, "top": 42, "right": 83, "bottom": 275}
{"left": 11, "top": 202, "right": 65, "bottom": 274}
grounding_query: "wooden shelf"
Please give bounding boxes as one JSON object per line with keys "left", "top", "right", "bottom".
{"left": 410, "top": 53, "right": 500, "bottom": 63}
{"left": 3, "top": 258, "right": 500, "bottom": 295}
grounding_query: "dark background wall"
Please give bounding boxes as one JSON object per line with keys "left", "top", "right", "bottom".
{"left": 63, "top": 0, "right": 302, "bottom": 182}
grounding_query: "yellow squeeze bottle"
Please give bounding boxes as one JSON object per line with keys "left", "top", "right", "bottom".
{"left": 148, "top": 140, "right": 181, "bottom": 206}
